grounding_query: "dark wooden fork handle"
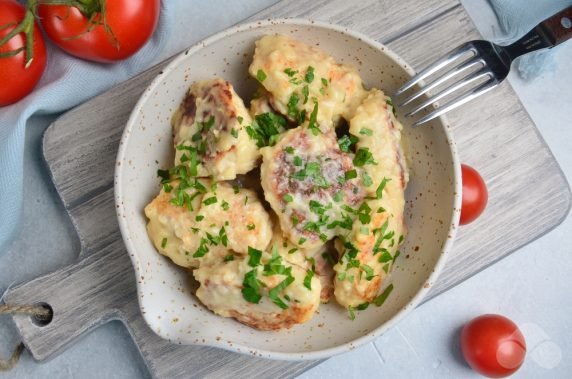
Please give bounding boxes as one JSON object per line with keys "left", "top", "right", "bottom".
{"left": 538, "top": 6, "right": 572, "bottom": 46}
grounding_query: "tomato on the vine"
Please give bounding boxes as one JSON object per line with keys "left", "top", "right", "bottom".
{"left": 38, "top": 0, "right": 160, "bottom": 63}
{"left": 0, "top": 0, "right": 47, "bottom": 106}
{"left": 461, "top": 314, "right": 526, "bottom": 378}
{"left": 460, "top": 163, "right": 488, "bottom": 225}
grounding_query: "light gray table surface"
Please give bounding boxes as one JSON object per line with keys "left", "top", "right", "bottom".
{"left": 1, "top": 1, "right": 570, "bottom": 378}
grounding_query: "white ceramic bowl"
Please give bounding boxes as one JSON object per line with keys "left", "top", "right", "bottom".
{"left": 115, "top": 19, "right": 461, "bottom": 360}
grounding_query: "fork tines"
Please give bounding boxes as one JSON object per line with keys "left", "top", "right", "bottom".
{"left": 396, "top": 42, "right": 500, "bottom": 127}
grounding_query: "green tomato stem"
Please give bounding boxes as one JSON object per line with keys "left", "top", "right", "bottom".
{"left": 0, "top": 0, "right": 38, "bottom": 67}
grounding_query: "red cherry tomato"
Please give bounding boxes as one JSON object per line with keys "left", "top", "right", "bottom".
{"left": 461, "top": 314, "right": 526, "bottom": 378}
{"left": 460, "top": 163, "right": 488, "bottom": 225}
{"left": 0, "top": 0, "right": 47, "bottom": 106}
{"left": 38, "top": 0, "right": 160, "bottom": 63}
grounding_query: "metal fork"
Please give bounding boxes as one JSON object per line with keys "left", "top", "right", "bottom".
{"left": 396, "top": 6, "right": 572, "bottom": 127}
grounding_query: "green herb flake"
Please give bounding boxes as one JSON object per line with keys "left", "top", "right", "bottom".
{"left": 203, "top": 196, "right": 217, "bottom": 206}
{"left": 230, "top": 128, "right": 239, "bottom": 138}
{"left": 376, "top": 177, "right": 391, "bottom": 199}
{"left": 353, "top": 148, "right": 377, "bottom": 167}
{"left": 161, "top": 238, "right": 168, "bottom": 248}
{"left": 232, "top": 185, "right": 240, "bottom": 194}
{"left": 283, "top": 194, "right": 294, "bottom": 203}
{"left": 284, "top": 68, "right": 298, "bottom": 77}
{"left": 305, "top": 66, "right": 315, "bottom": 83}
{"left": 298, "top": 237, "right": 307, "bottom": 245}
{"left": 288, "top": 247, "right": 298, "bottom": 254}
{"left": 192, "top": 238, "right": 209, "bottom": 258}
{"left": 237, "top": 116, "right": 244, "bottom": 124}
{"left": 247, "top": 246, "right": 263, "bottom": 267}
{"left": 337, "top": 271, "right": 347, "bottom": 281}
{"left": 337, "top": 134, "right": 358, "bottom": 153}
{"left": 221, "top": 200, "right": 230, "bottom": 211}
{"left": 287, "top": 93, "right": 300, "bottom": 120}
{"left": 359, "top": 128, "right": 373, "bottom": 136}
{"left": 303, "top": 269, "right": 314, "bottom": 290}
{"left": 247, "top": 223, "right": 256, "bottom": 231}
{"left": 362, "top": 171, "right": 373, "bottom": 187}
{"left": 268, "top": 276, "right": 295, "bottom": 309}
{"left": 293, "top": 156, "right": 303, "bottom": 166}
{"left": 256, "top": 69, "right": 267, "bottom": 82}
{"left": 302, "top": 85, "right": 309, "bottom": 104}
{"left": 361, "top": 264, "right": 375, "bottom": 281}
{"left": 373, "top": 284, "right": 394, "bottom": 306}
{"left": 284, "top": 146, "right": 295, "bottom": 154}
{"left": 291, "top": 215, "right": 299, "bottom": 227}
{"left": 307, "top": 101, "right": 320, "bottom": 135}
{"left": 321, "top": 77, "right": 329, "bottom": 87}
{"left": 348, "top": 306, "right": 356, "bottom": 320}
{"left": 195, "top": 215, "right": 204, "bottom": 222}
{"left": 333, "top": 191, "right": 344, "bottom": 202}
{"left": 224, "top": 254, "right": 235, "bottom": 262}
{"left": 242, "top": 269, "right": 262, "bottom": 304}
{"left": 345, "top": 169, "right": 358, "bottom": 180}
{"left": 386, "top": 97, "right": 397, "bottom": 116}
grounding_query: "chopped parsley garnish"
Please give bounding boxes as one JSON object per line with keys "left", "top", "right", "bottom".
{"left": 287, "top": 93, "right": 300, "bottom": 120}
{"left": 307, "top": 100, "right": 320, "bottom": 135}
{"left": 386, "top": 97, "right": 397, "bottom": 116}
{"left": 293, "top": 156, "right": 303, "bottom": 166}
{"left": 362, "top": 171, "right": 373, "bottom": 187}
{"left": 242, "top": 269, "right": 262, "bottom": 304}
{"left": 237, "top": 116, "right": 243, "bottom": 124}
{"left": 398, "top": 235, "right": 404, "bottom": 244}
{"left": 375, "top": 177, "right": 391, "bottom": 199}
{"left": 247, "top": 246, "right": 262, "bottom": 267}
{"left": 303, "top": 269, "right": 314, "bottom": 290}
{"left": 284, "top": 68, "right": 298, "bottom": 77}
{"left": 283, "top": 194, "right": 294, "bottom": 203}
{"left": 353, "top": 148, "right": 377, "bottom": 167}
{"left": 298, "top": 237, "right": 307, "bottom": 245}
{"left": 247, "top": 223, "right": 256, "bottom": 230}
{"left": 195, "top": 215, "right": 204, "bottom": 222}
{"left": 321, "top": 78, "right": 329, "bottom": 87}
{"left": 221, "top": 200, "right": 230, "bottom": 211}
{"left": 224, "top": 253, "right": 234, "bottom": 262}
{"left": 219, "top": 226, "right": 228, "bottom": 247}
{"left": 161, "top": 238, "right": 168, "bottom": 248}
{"left": 357, "top": 202, "right": 372, "bottom": 224}
{"left": 256, "top": 69, "right": 267, "bottom": 82}
{"left": 246, "top": 112, "right": 287, "bottom": 147}
{"left": 302, "top": 85, "right": 309, "bottom": 104}
{"left": 192, "top": 238, "right": 209, "bottom": 258}
{"left": 284, "top": 146, "right": 295, "bottom": 154}
{"left": 203, "top": 196, "right": 217, "bottom": 205}
{"left": 373, "top": 284, "right": 394, "bottom": 306}
{"left": 262, "top": 248, "right": 292, "bottom": 277}
{"left": 233, "top": 185, "right": 240, "bottom": 194}
{"left": 230, "top": 128, "right": 239, "bottom": 138}
{"left": 268, "top": 275, "right": 295, "bottom": 309}
{"left": 333, "top": 191, "right": 344, "bottom": 202}
{"left": 378, "top": 249, "right": 393, "bottom": 263}
{"left": 291, "top": 215, "right": 299, "bottom": 226}
{"left": 359, "top": 128, "right": 373, "bottom": 136}
{"left": 337, "top": 135, "right": 358, "bottom": 153}
{"left": 344, "top": 169, "right": 357, "bottom": 180}
{"left": 305, "top": 66, "right": 315, "bottom": 83}
{"left": 288, "top": 247, "right": 298, "bottom": 254}
{"left": 361, "top": 264, "right": 375, "bottom": 281}
{"left": 393, "top": 250, "right": 401, "bottom": 263}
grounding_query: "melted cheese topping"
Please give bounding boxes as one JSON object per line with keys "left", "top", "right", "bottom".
{"left": 260, "top": 127, "right": 365, "bottom": 250}
{"left": 194, "top": 247, "right": 321, "bottom": 330}
{"left": 145, "top": 181, "right": 272, "bottom": 268}
{"left": 250, "top": 35, "right": 367, "bottom": 129}
{"left": 172, "top": 79, "right": 259, "bottom": 180}
{"left": 334, "top": 89, "right": 408, "bottom": 307}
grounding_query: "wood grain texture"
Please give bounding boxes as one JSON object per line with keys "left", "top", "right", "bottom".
{"left": 5, "top": 1, "right": 571, "bottom": 378}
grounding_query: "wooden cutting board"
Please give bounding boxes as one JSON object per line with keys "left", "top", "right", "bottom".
{"left": 5, "top": 0, "right": 570, "bottom": 378}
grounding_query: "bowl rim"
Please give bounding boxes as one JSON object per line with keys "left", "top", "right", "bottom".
{"left": 115, "top": 17, "right": 462, "bottom": 361}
